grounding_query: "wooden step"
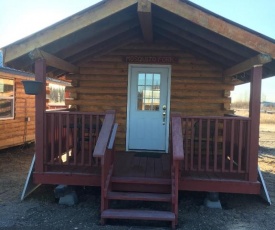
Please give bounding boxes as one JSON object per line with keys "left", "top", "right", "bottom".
{"left": 111, "top": 176, "right": 171, "bottom": 185}
{"left": 101, "top": 209, "right": 175, "bottom": 221}
{"left": 107, "top": 191, "right": 172, "bottom": 202}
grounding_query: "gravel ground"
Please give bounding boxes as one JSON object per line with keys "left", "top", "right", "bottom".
{"left": 0, "top": 127, "right": 274, "bottom": 230}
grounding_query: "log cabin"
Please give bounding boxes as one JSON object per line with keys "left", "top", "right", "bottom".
{"left": 0, "top": 67, "right": 35, "bottom": 149}
{"left": 0, "top": 65, "right": 70, "bottom": 150}
{"left": 1, "top": 0, "right": 275, "bottom": 228}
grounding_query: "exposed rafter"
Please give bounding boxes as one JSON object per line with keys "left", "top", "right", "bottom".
{"left": 224, "top": 54, "right": 272, "bottom": 77}
{"left": 56, "top": 19, "right": 139, "bottom": 59}
{"left": 29, "top": 49, "right": 79, "bottom": 73}
{"left": 44, "top": 9, "right": 137, "bottom": 57}
{"left": 154, "top": 20, "right": 243, "bottom": 63}
{"left": 138, "top": 0, "right": 153, "bottom": 42}
{"left": 153, "top": 7, "right": 257, "bottom": 58}
{"left": 155, "top": 29, "right": 234, "bottom": 67}
{"left": 149, "top": 0, "right": 275, "bottom": 58}
{"left": 73, "top": 29, "right": 141, "bottom": 63}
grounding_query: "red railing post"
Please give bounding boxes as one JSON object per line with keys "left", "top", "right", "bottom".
{"left": 248, "top": 66, "right": 262, "bottom": 182}
{"left": 171, "top": 114, "right": 184, "bottom": 225}
{"left": 35, "top": 59, "right": 46, "bottom": 173}
{"left": 92, "top": 110, "right": 117, "bottom": 221}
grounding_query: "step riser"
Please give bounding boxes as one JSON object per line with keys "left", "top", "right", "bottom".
{"left": 107, "top": 191, "right": 171, "bottom": 202}
{"left": 103, "top": 216, "right": 174, "bottom": 221}
{"left": 111, "top": 177, "right": 171, "bottom": 185}
{"left": 102, "top": 209, "right": 175, "bottom": 222}
{"left": 112, "top": 183, "right": 171, "bottom": 193}
{"left": 108, "top": 197, "right": 171, "bottom": 202}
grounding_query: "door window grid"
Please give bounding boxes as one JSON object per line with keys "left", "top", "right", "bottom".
{"left": 137, "top": 73, "right": 160, "bottom": 111}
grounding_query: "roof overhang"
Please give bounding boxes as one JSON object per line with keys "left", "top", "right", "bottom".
{"left": 1, "top": 0, "right": 275, "bottom": 84}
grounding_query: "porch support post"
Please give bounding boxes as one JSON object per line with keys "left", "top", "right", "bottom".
{"left": 248, "top": 65, "right": 262, "bottom": 182}
{"left": 34, "top": 59, "right": 46, "bottom": 173}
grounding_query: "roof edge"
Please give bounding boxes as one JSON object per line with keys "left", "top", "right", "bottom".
{"left": 2, "top": 0, "right": 138, "bottom": 63}
{"left": 185, "top": 0, "right": 275, "bottom": 43}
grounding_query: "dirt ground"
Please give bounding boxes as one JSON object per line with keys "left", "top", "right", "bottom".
{"left": 0, "top": 126, "right": 275, "bottom": 230}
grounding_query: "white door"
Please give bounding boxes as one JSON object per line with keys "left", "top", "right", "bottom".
{"left": 127, "top": 65, "right": 171, "bottom": 152}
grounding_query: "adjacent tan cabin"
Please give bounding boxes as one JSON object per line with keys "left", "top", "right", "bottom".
{"left": 0, "top": 67, "right": 35, "bottom": 149}
{"left": 0, "top": 67, "right": 70, "bottom": 150}
{"left": 1, "top": 0, "right": 275, "bottom": 228}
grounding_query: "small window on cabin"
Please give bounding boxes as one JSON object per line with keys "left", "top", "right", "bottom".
{"left": 48, "top": 83, "right": 66, "bottom": 106}
{"left": 0, "top": 78, "right": 14, "bottom": 119}
{"left": 137, "top": 73, "right": 160, "bottom": 111}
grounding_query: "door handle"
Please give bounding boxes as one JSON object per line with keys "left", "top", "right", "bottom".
{"left": 162, "top": 112, "right": 166, "bottom": 125}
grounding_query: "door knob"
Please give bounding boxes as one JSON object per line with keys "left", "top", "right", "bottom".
{"left": 163, "top": 105, "right": 166, "bottom": 110}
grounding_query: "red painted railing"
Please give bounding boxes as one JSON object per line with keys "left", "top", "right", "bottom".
{"left": 92, "top": 111, "right": 117, "bottom": 219}
{"left": 171, "top": 115, "right": 184, "bottom": 227}
{"left": 181, "top": 116, "right": 251, "bottom": 175}
{"left": 44, "top": 110, "right": 105, "bottom": 169}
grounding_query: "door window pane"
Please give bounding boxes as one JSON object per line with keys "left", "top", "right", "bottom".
{"left": 145, "top": 74, "right": 153, "bottom": 85}
{"left": 0, "top": 78, "right": 14, "bottom": 119}
{"left": 153, "top": 74, "right": 160, "bottom": 87}
{"left": 138, "top": 74, "right": 145, "bottom": 85}
{"left": 137, "top": 73, "right": 160, "bottom": 111}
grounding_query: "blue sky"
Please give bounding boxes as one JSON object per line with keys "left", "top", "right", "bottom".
{"left": 0, "top": 0, "right": 274, "bottom": 102}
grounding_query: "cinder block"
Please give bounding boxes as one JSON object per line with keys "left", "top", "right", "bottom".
{"left": 58, "top": 191, "right": 78, "bottom": 206}
{"left": 54, "top": 185, "right": 72, "bottom": 198}
{"left": 204, "top": 192, "right": 222, "bottom": 209}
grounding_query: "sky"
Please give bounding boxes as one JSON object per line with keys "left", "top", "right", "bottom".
{"left": 0, "top": 0, "right": 274, "bottom": 102}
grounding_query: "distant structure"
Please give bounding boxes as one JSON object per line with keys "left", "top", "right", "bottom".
{"left": 261, "top": 101, "right": 275, "bottom": 107}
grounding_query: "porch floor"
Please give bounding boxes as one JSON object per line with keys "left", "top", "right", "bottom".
{"left": 113, "top": 152, "right": 171, "bottom": 179}
{"left": 36, "top": 151, "right": 260, "bottom": 194}
{"left": 43, "top": 151, "right": 250, "bottom": 181}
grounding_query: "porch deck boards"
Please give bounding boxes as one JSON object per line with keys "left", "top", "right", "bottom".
{"left": 182, "top": 171, "right": 246, "bottom": 180}
{"left": 45, "top": 164, "right": 101, "bottom": 175}
{"left": 36, "top": 150, "right": 261, "bottom": 193}
{"left": 113, "top": 152, "right": 171, "bottom": 179}
{"left": 43, "top": 151, "right": 247, "bottom": 181}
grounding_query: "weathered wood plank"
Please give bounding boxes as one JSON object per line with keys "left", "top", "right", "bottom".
{"left": 29, "top": 49, "right": 79, "bottom": 73}
{"left": 150, "top": 0, "right": 275, "bottom": 58}
{"left": 171, "top": 84, "right": 234, "bottom": 91}
{"left": 66, "top": 74, "right": 127, "bottom": 81}
{"left": 80, "top": 68, "right": 128, "bottom": 75}
{"left": 66, "top": 87, "right": 127, "bottom": 95}
{"left": 138, "top": 0, "right": 153, "bottom": 42}
{"left": 79, "top": 81, "right": 127, "bottom": 88}
{"left": 224, "top": 54, "right": 272, "bottom": 76}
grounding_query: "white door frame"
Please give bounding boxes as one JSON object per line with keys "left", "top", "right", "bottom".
{"left": 126, "top": 64, "right": 171, "bottom": 152}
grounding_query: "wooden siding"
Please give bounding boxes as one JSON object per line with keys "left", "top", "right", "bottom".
{"left": 0, "top": 78, "right": 35, "bottom": 150}
{"left": 66, "top": 41, "right": 234, "bottom": 151}
{"left": 0, "top": 75, "right": 66, "bottom": 150}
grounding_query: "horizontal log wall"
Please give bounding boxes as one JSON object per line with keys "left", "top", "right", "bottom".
{"left": 66, "top": 41, "right": 234, "bottom": 151}
{"left": 0, "top": 78, "right": 35, "bottom": 150}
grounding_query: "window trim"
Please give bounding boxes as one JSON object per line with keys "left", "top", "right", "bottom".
{"left": 0, "top": 77, "right": 15, "bottom": 120}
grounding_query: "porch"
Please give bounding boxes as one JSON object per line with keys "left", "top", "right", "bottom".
{"left": 33, "top": 110, "right": 261, "bottom": 192}
{"left": 31, "top": 110, "right": 261, "bottom": 228}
